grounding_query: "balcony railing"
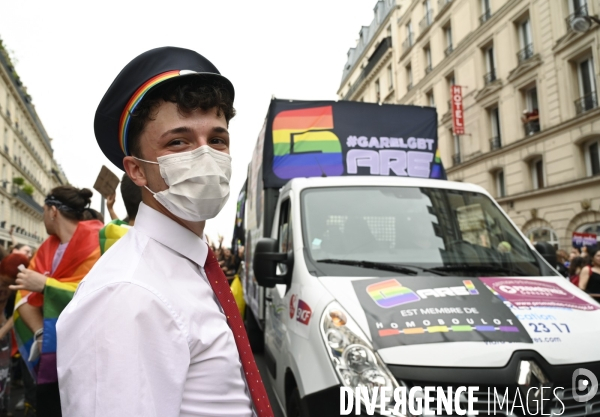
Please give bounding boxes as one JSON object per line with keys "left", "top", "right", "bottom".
{"left": 452, "top": 153, "right": 461, "bottom": 165}
{"left": 490, "top": 136, "right": 502, "bottom": 150}
{"left": 14, "top": 189, "right": 44, "bottom": 215}
{"left": 402, "top": 35, "right": 414, "bottom": 53}
{"left": 566, "top": 4, "right": 589, "bottom": 32}
{"left": 480, "top": 8, "right": 492, "bottom": 25}
{"left": 425, "top": 64, "right": 433, "bottom": 75}
{"left": 420, "top": 10, "right": 434, "bottom": 32}
{"left": 524, "top": 120, "right": 541, "bottom": 136}
{"left": 439, "top": 0, "right": 452, "bottom": 13}
{"left": 575, "top": 91, "right": 598, "bottom": 115}
{"left": 444, "top": 44, "right": 454, "bottom": 57}
{"left": 484, "top": 69, "right": 497, "bottom": 85}
{"left": 343, "top": 37, "right": 392, "bottom": 100}
{"left": 517, "top": 43, "right": 534, "bottom": 64}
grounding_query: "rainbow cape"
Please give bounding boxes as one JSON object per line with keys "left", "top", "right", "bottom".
{"left": 99, "top": 219, "right": 131, "bottom": 255}
{"left": 14, "top": 220, "right": 103, "bottom": 384}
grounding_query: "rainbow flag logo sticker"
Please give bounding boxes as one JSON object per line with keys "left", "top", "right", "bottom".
{"left": 367, "top": 279, "right": 420, "bottom": 308}
{"left": 463, "top": 280, "right": 479, "bottom": 295}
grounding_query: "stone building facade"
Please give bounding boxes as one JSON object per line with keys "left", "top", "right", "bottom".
{"left": 339, "top": 0, "right": 600, "bottom": 249}
{"left": 0, "top": 39, "right": 69, "bottom": 249}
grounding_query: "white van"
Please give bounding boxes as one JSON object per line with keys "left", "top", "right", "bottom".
{"left": 239, "top": 100, "right": 600, "bottom": 417}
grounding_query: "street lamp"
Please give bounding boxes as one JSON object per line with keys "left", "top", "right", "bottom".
{"left": 571, "top": 15, "right": 600, "bottom": 33}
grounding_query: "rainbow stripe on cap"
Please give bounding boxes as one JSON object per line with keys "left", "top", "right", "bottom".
{"left": 118, "top": 70, "right": 181, "bottom": 155}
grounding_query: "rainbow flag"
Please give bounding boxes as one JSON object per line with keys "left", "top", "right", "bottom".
{"left": 14, "top": 220, "right": 102, "bottom": 383}
{"left": 99, "top": 219, "right": 131, "bottom": 255}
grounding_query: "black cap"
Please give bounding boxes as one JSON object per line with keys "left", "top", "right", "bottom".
{"left": 94, "top": 46, "right": 234, "bottom": 171}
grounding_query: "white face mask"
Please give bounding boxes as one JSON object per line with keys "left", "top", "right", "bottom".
{"left": 134, "top": 145, "right": 232, "bottom": 222}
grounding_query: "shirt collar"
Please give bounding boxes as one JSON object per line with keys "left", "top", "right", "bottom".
{"left": 134, "top": 202, "right": 208, "bottom": 267}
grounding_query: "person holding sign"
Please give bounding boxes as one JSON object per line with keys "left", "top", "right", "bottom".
{"left": 99, "top": 174, "right": 142, "bottom": 254}
{"left": 56, "top": 47, "right": 273, "bottom": 417}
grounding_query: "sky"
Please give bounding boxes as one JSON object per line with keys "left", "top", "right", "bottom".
{"left": 0, "top": 0, "right": 378, "bottom": 244}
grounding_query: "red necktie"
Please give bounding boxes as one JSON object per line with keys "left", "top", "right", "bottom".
{"left": 204, "top": 248, "right": 274, "bottom": 417}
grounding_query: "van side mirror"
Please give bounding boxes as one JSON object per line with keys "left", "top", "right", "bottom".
{"left": 253, "top": 238, "right": 293, "bottom": 288}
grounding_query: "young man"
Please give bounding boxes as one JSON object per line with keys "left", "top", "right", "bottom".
{"left": 56, "top": 47, "right": 273, "bottom": 417}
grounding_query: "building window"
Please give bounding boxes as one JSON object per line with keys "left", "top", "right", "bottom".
{"left": 404, "top": 22, "right": 414, "bottom": 51}
{"left": 527, "top": 227, "right": 559, "bottom": 247}
{"left": 444, "top": 25, "right": 453, "bottom": 56}
{"left": 424, "top": 46, "right": 433, "bottom": 74}
{"left": 577, "top": 222, "right": 600, "bottom": 242}
{"left": 446, "top": 72, "right": 455, "bottom": 113}
{"left": 495, "top": 170, "right": 506, "bottom": 198}
{"left": 517, "top": 17, "right": 534, "bottom": 64}
{"left": 489, "top": 106, "right": 501, "bottom": 150}
{"left": 406, "top": 65, "right": 413, "bottom": 91}
{"left": 530, "top": 158, "right": 545, "bottom": 190}
{"left": 420, "top": 0, "right": 433, "bottom": 32}
{"left": 522, "top": 86, "right": 540, "bottom": 135}
{"left": 575, "top": 56, "right": 597, "bottom": 114}
{"left": 387, "top": 65, "right": 393, "bottom": 91}
{"left": 567, "top": 0, "right": 589, "bottom": 32}
{"left": 569, "top": 0, "right": 588, "bottom": 14}
{"left": 426, "top": 90, "right": 435, "bottom": 107}
{"left": 585, "top": 139, "right": 600, "bottom": 177}
{"left": 480, "top": 0, "right": 492, "bottom": 24}
{"left": 484, "top": 45, "right": 496, "bottom": 85}
{"left": 375, "top": 79, "right": 381, "bottom": 102}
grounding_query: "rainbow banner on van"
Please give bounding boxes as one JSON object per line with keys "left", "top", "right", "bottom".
{"left": 272, "top": 106, "right": 343, "bottom": 179}
{"left": 260, "top": 99, "right": 445, "bottom": 188}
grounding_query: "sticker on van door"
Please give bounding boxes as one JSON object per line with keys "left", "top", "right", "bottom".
{"left": 480, "top": 277, "right": 600, "bottom": 345}
{"left": 288, "top": 293, "right": 313, "bottom": 339}
{"left": 353, "top": 276, "right": 532, "bottom": 349}
{"left": 289, "top": 294, "right": 312, "bottom": 325}
{"left": 480, "top": 278, "right": 599, "bottom": 311}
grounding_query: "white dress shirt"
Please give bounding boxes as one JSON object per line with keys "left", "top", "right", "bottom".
{"left": 56, "top": 203, "right": 253, "bottom": 417}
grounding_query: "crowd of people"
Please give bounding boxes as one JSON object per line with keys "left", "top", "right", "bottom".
{"left": 207, "top": 237, "right": 244, "bottom": 282}
{"left": 0, "top": 185, "right": 597, "bottom": 416}
{"left": 556, "top": 246, "right": 600, "bottom": 299}
{"left": 0, "top": 185, "right": 107, "bottom": 416}
{"left": 0, "top": 175, "right": 250, "bottom": 416}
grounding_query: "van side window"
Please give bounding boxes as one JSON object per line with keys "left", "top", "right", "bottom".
{"left": 278, "top": 199, "right": 293, "bottom": 254}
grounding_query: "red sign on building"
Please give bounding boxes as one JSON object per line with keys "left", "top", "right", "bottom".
{"left": 451, "top": 85, "right": 465, "bottom": 135}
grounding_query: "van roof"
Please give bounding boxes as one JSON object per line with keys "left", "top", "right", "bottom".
{"left": 282, "top": 176, "right": 491, "bottom": 197}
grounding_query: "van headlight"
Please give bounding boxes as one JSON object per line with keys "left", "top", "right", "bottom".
{"left": 320, "top": 302, "right": 400, "bottom": 414}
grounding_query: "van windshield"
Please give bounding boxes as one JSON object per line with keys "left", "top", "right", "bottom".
{"left": 301, "top": 186, "right": 548, "bottom": 277}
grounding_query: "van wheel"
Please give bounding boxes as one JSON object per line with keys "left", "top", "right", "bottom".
{"left": 245, "top": 306, "right": 264, "bottom": 353}
{"left": 287, "top": 387, "right": 309, "bottom": 417}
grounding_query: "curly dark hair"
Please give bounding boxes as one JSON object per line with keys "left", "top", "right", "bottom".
{"left": 127, "top": 76, "right": 235, "bottom": 158}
